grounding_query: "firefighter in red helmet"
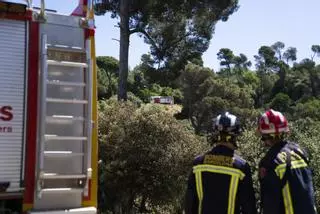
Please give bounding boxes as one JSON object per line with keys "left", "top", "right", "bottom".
{"left": 258, "top": 109, "right": 317, "bottom": 214}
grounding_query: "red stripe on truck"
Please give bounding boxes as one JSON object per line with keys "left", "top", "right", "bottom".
{"left": 23, "top": 20, "right": 39, "bottom": 206}
{"left": 83, "top": 179, "right": 92, "bottom": 201}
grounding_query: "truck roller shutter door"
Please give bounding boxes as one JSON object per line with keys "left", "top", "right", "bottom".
{"left": 0, "top": 19, "right": 27, "bottom": 194}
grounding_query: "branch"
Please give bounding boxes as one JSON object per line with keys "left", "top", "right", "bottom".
{"left": 130, "top": 27, "right": 192, "bottom": 62}
{"left": 129, "top": 28, "right": 162, "bottom": 56}
{"left": 128, "top": 8, "right": 139, "bottom": 15}
{"left": 112, "top": 38, "right": 120, "bottom": 43}
{"left": 311, "top": 53, "right": 316, "bottom": 62}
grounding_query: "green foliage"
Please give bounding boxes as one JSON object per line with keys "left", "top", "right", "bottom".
{"left": 293, "top": 98, "right": 320, "bottom": 121}
{"left": 98, "top": 100, "right": 206, "bottom": 213}
{"left": 96, "top": 56, "right": 119, "bottom": 99}
{"left": 271, "top": 41, "right": 285, "bottom": 60}
{"left": 255, "top": 72, "right": 278, "bottom": 108}
{"left": 255, "top": 46, "right": 277, "bottom": 73}
{"left": 269, "top": 93, "right": 292, "bottom": 113}
{"left": 234, "top": 53, "right": 252, "bottom": 73}
{"left": 179, "top": 63, "right": 256, "bottom": 133}
{"left": 237, "top": 128, "right": 265, "bottom": 209}
{"left": 127, "top": 92, "right": 143, "bottom": 106}
{"left": 283, "top": 47, "right": 297, "bottom": 64}
{"left": 217, "top": 48, "right": 235, "bottom": 72}
{"left": 290, "top": 120, "right": 320, "bottom": 210}
{"left": 239, "top": 70, "right": 259, "bottom": 89}
{"left": 217, "top": 49, "right": 251, "bottom": 77}
{"left": 311, "top": 45, "right": 320, "bottom": 61}
{"left": 140, "top": 0, "right": 239, "bottom": 82}
{"left": 286, "top": 68, "right": 311, "bottom": 102}
{"left": 292, "top": 60, "right": 320, "bottom": 98}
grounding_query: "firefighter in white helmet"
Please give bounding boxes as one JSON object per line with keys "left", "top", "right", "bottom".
{"left": 185, "top": 112, "right": 257, "bottom": 214}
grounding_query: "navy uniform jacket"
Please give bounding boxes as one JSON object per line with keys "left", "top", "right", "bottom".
{"left": 259, "top": 141, "right": 317, "bottom": 214}
{"left": 185, "top": 145, "right": 257, "bottom": 214}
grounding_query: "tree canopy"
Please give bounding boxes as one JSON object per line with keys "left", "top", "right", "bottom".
{"left": 94, "top": 0, "right": 239, "bottom": 100}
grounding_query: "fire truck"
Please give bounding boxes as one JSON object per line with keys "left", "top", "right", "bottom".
{"left": 0, "top": 0, "right": 98, "bottom": 213}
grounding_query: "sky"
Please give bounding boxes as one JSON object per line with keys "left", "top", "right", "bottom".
{"left": 31, "top": 0, "right": 320, "bottom": 71}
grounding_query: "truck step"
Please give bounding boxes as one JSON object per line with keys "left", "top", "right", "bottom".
{"left": 46, "top": 115, "right": 85, "bottom": 124}
{"left": 44, "top": 151, "right": 84, "bottom": 158}
{"left": 45, "top": 135, "right": 87, "bottom": 141}
{"left": 41, "top": 188, "right": 83, "bottom": 193}
{"left": 41, "top": 173, "right": 86, "bottom": 179}
{"left": 47, "top": 80, "right": 86, "bottom": 87}
{"left": 47, "top": 44, "right": 86, "bottom": 53}
{"left": 47, "top": 60, "right": 88, "bottom": 68}
{"left": 46, "top": 98, "right": 88, "bottom": 104}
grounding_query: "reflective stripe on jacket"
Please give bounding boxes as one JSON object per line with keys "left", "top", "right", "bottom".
{"left": 259, "top": 141, "right": 317, "bottom": 214}
{"left": 185, "top": 145, "right": 257, "bottom": 214}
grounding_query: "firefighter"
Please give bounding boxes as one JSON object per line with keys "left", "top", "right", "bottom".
{"left": 258, "top": 109, "right": 317, "bottom": 214}
{"left": 185, "top": 112, "right": 257, "bottom": 214}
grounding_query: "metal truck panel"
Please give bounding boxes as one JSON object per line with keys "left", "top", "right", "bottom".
{"left": 0, "top": 19, "right": 26, "bottom": 193}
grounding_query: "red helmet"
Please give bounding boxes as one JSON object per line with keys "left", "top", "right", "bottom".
{"left": 258, "top": 109, "right": 289, "bottom": 134}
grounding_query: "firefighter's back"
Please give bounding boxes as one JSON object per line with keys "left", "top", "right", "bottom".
{"left": 192, "top": 145, "right": 255, "bottom": 214}
{"left": 186, "top": 112, "right": 256, "bottom": 214}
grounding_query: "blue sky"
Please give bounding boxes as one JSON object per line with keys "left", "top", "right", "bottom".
{"left": 32, "top": 0, "right": 320, "bottom": 71}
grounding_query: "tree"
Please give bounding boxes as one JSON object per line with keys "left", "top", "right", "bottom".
{"left": 283, "top": 47, "right": 297, "bottom": 64}
{"left": 98, "top": 100, "right": 206, "bottom": 213}
{"left": 271, "top": 61, "right": 289, "bottom": 96}
{"left": 254, "top": 46, "right": 277, "bottom": 73}
{"left": 271, "top": 41, "right": 285, "bottom": 61}
{"left": 294, "top": 58, "right": 319, "bottom": 97}
{"left": 286, "top": 68, "right": 311, "bottom": 102}
{"left": 217, "top": 48, "right": 235, "bottom": 75}
{"left": 96, "top": 56, "right": 119, "bottom": 99}
{"left": 311, "top": 45, "right": 320, "bottom": 61}
{"left": 179, "top": 63, "right": 255, "bottom": 134}
{"left": 268, "top": 43, "right": 291, "bottom": 97}
{"left": 233, "top": 53, "right": 252, "bottom": 74}
{"left": 178, "top": 63, "right": 215, "bottom": 121}
{"left": 95, "top": 0, "right": 239, "bottom": 100}
{"left": 254, "top": 46, "right": 278, "bottom": 107}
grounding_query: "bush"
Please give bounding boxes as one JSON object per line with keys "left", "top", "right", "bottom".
{"left": 293, "top": 98, "right": 320, "bottom": 121}
{"left": 98, "top": 100, "right": 206, "bottom": 213}
{"left": 290, "top": 119, "right": 320, "bottom": 210}
{"left": 237, "top": 128, "right": 265, "bottom": 211}
{"left": 269, "top": 93, "right": 292, "bottom": 113}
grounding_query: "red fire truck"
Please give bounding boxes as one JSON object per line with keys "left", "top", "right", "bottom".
{"left": 0, "top": 0, "right": 98, "bottom": 213}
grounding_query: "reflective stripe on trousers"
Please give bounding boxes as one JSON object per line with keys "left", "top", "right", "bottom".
{"left": 275, "top": 159, "right": 308, "bottom": 214}
{"left": 193, "top": 164, "right": 245, "bottom": 214}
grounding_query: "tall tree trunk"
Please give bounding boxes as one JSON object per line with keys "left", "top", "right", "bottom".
{"left": 118, "top": 0, "right": 130, "bottom": 101}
